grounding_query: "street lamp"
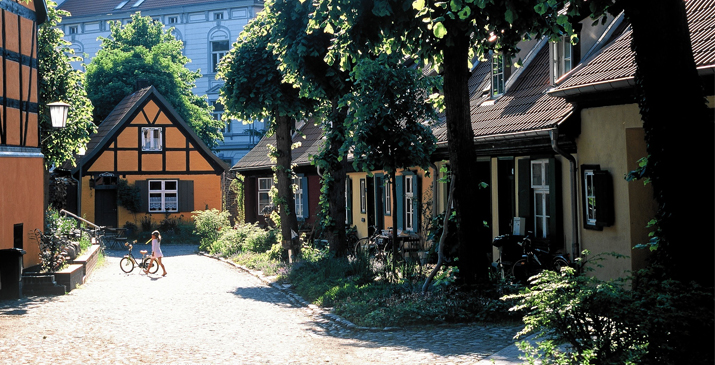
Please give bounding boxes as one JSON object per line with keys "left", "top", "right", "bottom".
{"left": 47, "top": 102, "right": 70, "bottom": 128}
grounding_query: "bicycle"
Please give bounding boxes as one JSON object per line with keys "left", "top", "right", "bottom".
{"left": 354, "top": 228, "right": 395, "bottom": 261}
{"left": 119, "top": 241, "right": 159, "bottom": 274}
{"left": 510, "top": 232, "right": 570, "bottom": 284}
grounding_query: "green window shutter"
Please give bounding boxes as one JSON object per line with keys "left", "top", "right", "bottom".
{"left": 301, "top": 176, "right": 309, "bottom": 218}
{"left": 517, "top": 158, "right": 532, "bottom": 228}
{"left": 547, "top": 158, "right": 562, "bottom": 240}
{"left": 594, "top": 170, "right": 614, "bottom": 227}
{"left": 136, "top": 180, "right": 148, "bottom": 213}
{"left": 396, "top": 175, "right": 404, "bottom": 231}
{"left": 179, "top": 180, "right": 194, "bottom": 212}
{"left": 346, "top": 177, "right": 353, "bottom": 225}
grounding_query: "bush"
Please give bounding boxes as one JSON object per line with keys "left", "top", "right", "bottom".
{"left": 193, "top": 209, "right": 231, "bottom": 251}
{"left": 504, "top": 253, "right": 714, "bottom": 365}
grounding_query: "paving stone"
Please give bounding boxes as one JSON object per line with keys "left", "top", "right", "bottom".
{"left": 0, "top": 245, "right": 522, "bottom": 364}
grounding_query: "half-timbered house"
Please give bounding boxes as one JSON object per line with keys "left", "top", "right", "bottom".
{"left": 0, "top": 0, "right": 48, "bottom": 278}
{"left": 74, "top": 86, "right": 228, "bottom": 229}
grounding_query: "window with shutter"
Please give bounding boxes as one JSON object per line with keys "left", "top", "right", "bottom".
{"left": 518, "top": 157, "right": 561, "bottom": 240}
{"left": 148, "top": 180, "right": 178, "bottom": 212}
{"left": 582, "top": 165, "right": 614, "bottom": 230}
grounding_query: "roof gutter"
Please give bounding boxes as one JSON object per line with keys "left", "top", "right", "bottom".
{"left": 549, "top": 127, "right": 579, "bottom": 261}
{"left": 547, "top": 77, "right": 636, "bottom": 98}
{"left": 435, "top": 128, "right": 554, "bottom": 148}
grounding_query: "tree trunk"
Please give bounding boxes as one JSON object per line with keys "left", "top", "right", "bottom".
{"left": 275, "top": 115, "right": 300, "bottom": 260}
{"left": 324, "top": 101, "right": 349, "bottom": 256}
{"left": 441, "top": 31, "right": 489, "bottom": 284}
{"left": 624, "top": 0, "right": 713, "bottom": 287}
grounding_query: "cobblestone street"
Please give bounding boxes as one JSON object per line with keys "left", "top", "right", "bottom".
{"left": 0, "top": 245, "right": 522, "bottom": 364}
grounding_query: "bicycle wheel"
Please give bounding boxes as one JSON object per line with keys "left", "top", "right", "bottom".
{"left": 353, "top": 238, "right": 375, "bottom": 257}
{"left": 511, "top": 258, "right": 541, "bottom": 284}
{"left": 120, "top": 257, "right": 135, "bottom": 273}
{"left": 552, "top": 258, "right": 570, "bottom": 273}
{"left": 143, "top": 258, "right": 159, "bottom": 274}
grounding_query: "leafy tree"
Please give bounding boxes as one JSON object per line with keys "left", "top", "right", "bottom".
{"left": 85, "top": 13, "right": 223, "bottom": 148}
{"left": 344, "top": 57, "right": 438, "bottom": 260}
{"left": 39, "top": 1, "right": 96, "bottom": 169}
{"left": 314, "top": 0, "right": 713, "bottom": 286}
{"left": 217, "top": 12, "right": 315, "bottom": 258}
{"left": 267, "top": 0, "right": 355, "bottom": 255}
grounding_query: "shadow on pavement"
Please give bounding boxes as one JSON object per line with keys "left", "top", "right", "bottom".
{"left": 0, "top": 296, "right": 57, "bottom": 316}
{"left": 230, "top": 285, "right": 301, "bottom": 308}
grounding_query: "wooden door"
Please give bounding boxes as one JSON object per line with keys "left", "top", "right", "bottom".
{"left": 95, "top": 189, "right": 118, "bottom": 227}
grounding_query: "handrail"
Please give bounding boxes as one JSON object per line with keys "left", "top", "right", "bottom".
{"left": 59, "top": 209, "right": 102, "bottom": 230}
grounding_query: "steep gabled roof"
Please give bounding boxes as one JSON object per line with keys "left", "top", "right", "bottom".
{"left": 231, "top": 120, "right": 323, "bottom": 173}
{"left": 551, "top": 0, "right": 715, "bottom": 97}
{"left": 58, "top": 0, "right": 257, "bottom": 18}
{"left": 75, "top": 86, "right": 228, "bottom": 174}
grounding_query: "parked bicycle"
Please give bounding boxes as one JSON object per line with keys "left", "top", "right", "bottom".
{"left": 510, "top": 232, "right": 570, "bottom": 284}
{"left": 119, "top": 241, "right": 158, "bottom": 274}
{"left": 354, "top": 227, "right": 396, "bottom": 260}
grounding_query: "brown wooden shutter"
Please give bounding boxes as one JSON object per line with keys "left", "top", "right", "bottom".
{"left": 179, "top": 180, "right": 194, "bottom": 212}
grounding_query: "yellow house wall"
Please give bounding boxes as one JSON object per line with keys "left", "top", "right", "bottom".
{"left": 576, "top": 103, "right": 656, "bottom": 280}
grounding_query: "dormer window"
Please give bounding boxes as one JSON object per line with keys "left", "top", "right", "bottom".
{"left": 142, "top": 127, "right": 162, "bottom": 151}
{"left": 551, "top": 36, "right": 579, "bottom": 84}
{"left": 491, "top": 54, "right": 511, "bottom": 98}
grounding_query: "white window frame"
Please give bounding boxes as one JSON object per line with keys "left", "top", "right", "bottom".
{"left": 258, "top": 178, "right": 273, "bottom": 215}
{"left": 294, "top": 177, "right": 304, "bottom": 219}
{"left": 214, "top": 12, "right": 224, "bottom": 20}
{"left": 141, "top": 127, "right": 162, "bottom": 151}
{"left": 384, "top": 180, "right": 391, "bottom": 215}
{"left": 405, "top": 175, "right": 415, "bottom": 231}
{"left": 148, "top": 180, "right": 178, "bottom": 213}
{"left": 492, "top": 54, "right": 506, "bottom": 97}
{"left": 68, "top": 25, "right": 78, "bottom": 35}
{"left": 531, "top": 159, "right": 550, "bottom": 238}
{"left": 211, "top": 40, "right": 230, "bottom": 73}
{"left": 584, "top": 169, "right": 597, "bottom": 226}
{"left": 167, "top": 16, "right": 178, "bottom": 24}
{"left": 551, "top": 37, "right": 573, "bottom": 83}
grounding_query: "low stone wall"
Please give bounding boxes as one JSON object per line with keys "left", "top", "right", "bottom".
{"left": 69, "top": 244, "right": 100, "bottom": 283}
{"left": 22, "top": 244, "right": 102, "bottom": 295}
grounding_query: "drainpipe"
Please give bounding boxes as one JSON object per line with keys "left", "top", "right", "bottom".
{"left": 549, "top": 128, "right": 579, "bottom": 260}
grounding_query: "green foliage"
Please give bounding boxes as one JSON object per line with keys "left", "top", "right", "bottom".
{"left": 202, "top": 222, "right": 280, "bottom": 258}
{"left": 342, "top": 57, "right": 438, "bottom": 176}
{"left": 504, "top": 253, "right": 714, "bottom": 365}
{"left": 192, "top": 209, "right": 231, "bottom": 251}
{"left": 116, "top": 179, "right": 141, "bottom": 213}
{"left": 85, "top": 13, "right": 222, "bottom": 148}
{"left": 39, "top": 1, "right": 96, "bottom": 169}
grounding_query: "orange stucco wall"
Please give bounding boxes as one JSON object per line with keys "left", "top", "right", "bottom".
{"left": 0, "top": 156, "right": 44, "bottom": 268}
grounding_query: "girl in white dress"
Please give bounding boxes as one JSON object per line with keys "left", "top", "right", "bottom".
{"left": 144, "top": 230, "right": 167, "bottom": 276}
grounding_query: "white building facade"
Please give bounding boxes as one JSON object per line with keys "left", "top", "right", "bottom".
{"left": 57, "top": 0, "right": 266, "bottom": 165}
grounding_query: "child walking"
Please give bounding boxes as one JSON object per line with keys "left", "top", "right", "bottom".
{"left": 144, "top": 230, "right": 167, "bottom": 276}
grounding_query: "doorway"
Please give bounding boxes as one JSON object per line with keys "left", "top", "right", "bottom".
{"left": 95, "top": 189, "right": 118, "bottom": 227}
